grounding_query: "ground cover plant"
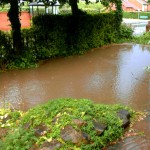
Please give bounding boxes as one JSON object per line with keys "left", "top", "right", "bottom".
{"left": 119, "top": 23, "right": 134, "bottom": 40}
{"left": 133, "top": 32, "right": 150, "bottom": 45}
{"left": 0, "top": 98, "right": 146, "bottom": 150}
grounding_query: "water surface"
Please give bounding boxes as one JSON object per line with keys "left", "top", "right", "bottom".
{"left": 0, "top": 43, "right": 150, "bottom": 149}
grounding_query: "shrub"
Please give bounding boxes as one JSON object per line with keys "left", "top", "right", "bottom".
{"left": 133, "top": 32, "right": 150, "bottom": 44}
{"left": 119, "top": 24, "right": 134, "bottom": 39}
{"left": 32, "top": 13, "right": 120, "bottom": 56}
{"left": 0, "top": 31, "right": 12, "bottom": 69}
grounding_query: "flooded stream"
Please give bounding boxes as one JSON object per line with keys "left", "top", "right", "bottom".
{"left": 0, "top": 43, "right": 150, "bottom": 149}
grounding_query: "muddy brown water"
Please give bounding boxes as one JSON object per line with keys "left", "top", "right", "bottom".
{"left": 0, "top": 43, "right": 150, "bottom": 149}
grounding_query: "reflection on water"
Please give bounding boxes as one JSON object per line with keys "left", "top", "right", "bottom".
{"left": 0, "top": 43, "right": 150, "bottom": 149}
{"left": 0, "top": 44, "right": 150, "bottom": 111}
{"left": 115, "top": 45, "right": 150, "bottom": 107}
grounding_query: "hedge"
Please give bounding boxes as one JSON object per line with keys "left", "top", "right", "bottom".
{"left": 0, "top": 13, "right": 123, "bottom": 69}
{"left": 123, "top": 11, "right": 150, "bottom": 19}
{"left": 26, "top": 13, "right": 120, "bottom": 59}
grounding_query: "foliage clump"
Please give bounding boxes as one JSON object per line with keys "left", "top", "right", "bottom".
{"left": 119, "top": 24, "right": 133, "bottom": 39}
{"left": 0, "top": 98, "right": 136, "bottom": 150}
{"left": 133, "top": 32, "right": 150, "bottom": 45}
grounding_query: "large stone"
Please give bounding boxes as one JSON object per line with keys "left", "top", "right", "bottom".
{"left": 93, "top": 120, "right": 107, "bottom": 136}
{"left": 73, "top": 119, "right": 87, "bottom": 127}
{"left": 40, "top": 140, "right": 62, "bottom": 150}
{"left": 117, "top": 109, "right": 131, "bottom": 128}
{"left": 60, "top": 125, "right": 90, "bottom": 146}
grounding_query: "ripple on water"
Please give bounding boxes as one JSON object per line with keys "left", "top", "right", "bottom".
{"left": 0, "top": 44, "right": 150, "bottom": 149}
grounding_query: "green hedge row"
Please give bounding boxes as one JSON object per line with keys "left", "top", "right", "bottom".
{"left": 28, "top": 13, "right": 120, "bottom": 59}
{"left": 1, "top": 13, "right": 124, "bottom": 69}
{"left": 123, "top": 11, "right": 150, "bottom": 19}
{"left": 0, "top": 31, "right": 12, "bottom": 69}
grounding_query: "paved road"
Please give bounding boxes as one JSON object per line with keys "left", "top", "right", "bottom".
{"left": 122, "top": 18, "right": 150, "bottom": 35}
{"left": 123, "top": 18, "right": 150, "bottom": 24}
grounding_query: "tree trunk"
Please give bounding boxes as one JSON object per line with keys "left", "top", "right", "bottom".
{"left": 69, "top": 0, "right": 79, "bottom": 15}
{"left": 8, "top": 0, "right": 22, "bottom": 55}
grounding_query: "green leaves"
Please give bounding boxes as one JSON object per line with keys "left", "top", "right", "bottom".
{"left": 1, "top": 128, "right": 36, "bottom": 150}
{"left": 0, "top": 98, "right": 136, "bottom": 149}
{"left": 119, "top": 24, "right": 133, "bottom": 39}
{"left": 133, "top": 32, "right": 150, "bottom": 45}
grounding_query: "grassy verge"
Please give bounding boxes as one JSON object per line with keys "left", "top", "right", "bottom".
{"left": 123, "top": 11, "right": 150, "bottom": 20}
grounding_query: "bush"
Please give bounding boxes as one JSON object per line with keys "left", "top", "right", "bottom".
{"left": 133, "top": 32, "right": 150, "bottom": 44}
{"left": 0, "top": 30, "right": 38, "bottom": 70}
{"left": 0, "top": 31, "right": 12, "bottom": 69}
{"left": 119, "top": 24, "right": 133, "bottom": 39}
{"left": 31, "top": 13, "right": 121, "bottom": 57}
